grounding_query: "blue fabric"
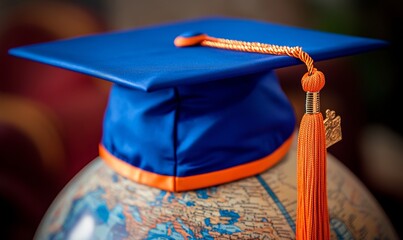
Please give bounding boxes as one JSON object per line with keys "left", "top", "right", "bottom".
{"left": 9, "top": 17, "right": 386, "bottom": 92}
{"left": 175, "top": 71, "right": 294, "bottom": 176}
{"left": 8, "top": 16, "right": 386, "bottom": 178}
{"left": 103, "top": 86, "right": 177, "bottom": 176}
{"left": 103, "top": 71, "right": 295, "bottom": 177}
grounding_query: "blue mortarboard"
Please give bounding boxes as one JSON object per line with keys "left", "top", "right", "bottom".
{"left": 9, "top": 17, "right": 386, "bottom": 194}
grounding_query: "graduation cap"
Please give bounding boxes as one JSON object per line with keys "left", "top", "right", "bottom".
{"left": 9, "top": 17, "right": 386, "bottom": 239}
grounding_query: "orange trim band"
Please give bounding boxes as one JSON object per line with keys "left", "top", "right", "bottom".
{"left": 100, "top": 134, "right": 293, "bottom": 192}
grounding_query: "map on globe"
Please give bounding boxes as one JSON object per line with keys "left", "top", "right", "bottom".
{"left": 35, "top": 144, "right": 398, "bottom": 240}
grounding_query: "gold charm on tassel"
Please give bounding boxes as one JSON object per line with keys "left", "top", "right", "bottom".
{"left": 324, "top": 109, "right": 342, "bottom": 148}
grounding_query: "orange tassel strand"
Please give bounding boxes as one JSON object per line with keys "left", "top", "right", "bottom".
{"left": 175, "top": 33, "right": 332, "bottom": 240}
{"left": 297, "top": 70, "right": 329, "bottom": 240}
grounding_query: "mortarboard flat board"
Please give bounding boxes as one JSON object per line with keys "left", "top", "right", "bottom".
{"left": 9, "top": 17, "right": 387, "bottom": 192}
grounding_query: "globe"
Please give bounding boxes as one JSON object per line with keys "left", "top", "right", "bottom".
{"left": 34, "top": 141, "right": 397, "bottom": 239}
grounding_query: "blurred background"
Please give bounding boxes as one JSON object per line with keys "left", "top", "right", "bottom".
{"left": 0, "top": 0, "right": 401, "bottom": 239}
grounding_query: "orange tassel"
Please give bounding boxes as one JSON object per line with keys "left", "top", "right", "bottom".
{"left": 297, "top": 70, "right": 329, "bottom": 240}
{"left": 174, "top": 33, "right": 332, "bottom": 239}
